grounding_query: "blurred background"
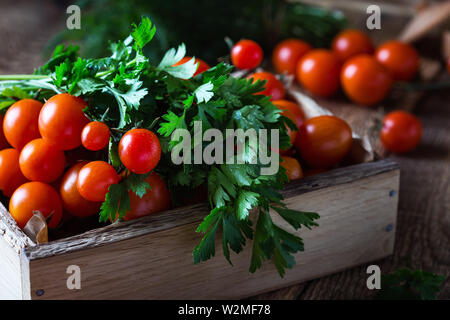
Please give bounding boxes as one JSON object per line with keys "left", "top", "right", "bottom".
{"left": 1, "top": 0, "right": 448, "bottom": 73}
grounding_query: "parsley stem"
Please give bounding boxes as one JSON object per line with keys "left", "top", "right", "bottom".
{"left": 0, "top": 74, "right": 49, "bottom": 80}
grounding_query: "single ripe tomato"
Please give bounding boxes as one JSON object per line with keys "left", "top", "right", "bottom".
{"left": 247, "top": 72, "right": 285, "bottom": 101}
{"left": 60, "top": 161, "right": 102, "bottom": 218}
{"left": 295, "top": 115, "right": 352, "bottom": 168}
{"left": 375, "top": 41, "right": 419, "bottom": 81}
{"left": 19, "top": 138, "right": 66, "bottom": 183}
{"left": 231, "top": 39, "right": 263, "bottom": 70}
{"left": 380, "top": 111, "right": 422, "bottom": 153}
{"left": 39, "top": 93, "right": 89, "bottom": 150}
{"left": 173, "top": 56, "right": 210, "bottom": 77}
{"left": 3, "top": 99, "right": 43, "bottom": 150}
{"left": 297, "top": 50, "right": 341, "bottom": 97}
{"left": 331, "top": 29, "right": 374, "bottom": 62}
{"left": 272, "top": 100, "right": 306, "bottom": 129}
{"left": 0, "top": 148, "right": 28, "bottom": 197}
{"left": 273, "top": 101, "right": 302, "bottom": 149}
{"left": 120, "top": 172, "right": 171, "bottom": 221}
{"left": 81, "top": 121, "right": 110, "bottom": 151}
{"left": 0, "top": 115, "right": 9, "bottom": 150}
{"left": 272, "top": 39, "right": 312, "bottom": 76}
{"left": 341, "top": 54, "right": 393, "bottom": 105}
{"left": 77, "top": 161, "right": 119, "bottom": 202}
{"left": 280, "top": 156, "right": 303, "bottom": 181}
{"left": 9, "top": 181, "right": 62, "bottom": 229}
{"left": 119, "top": 129, "right": 161, "bottom": 174}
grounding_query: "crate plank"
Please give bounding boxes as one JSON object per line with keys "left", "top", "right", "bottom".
{"left": 22, "top": 160, "right": 399, "bottom": 300}
{"left": 0, "top": 203, "right": 33, "bottom": 299}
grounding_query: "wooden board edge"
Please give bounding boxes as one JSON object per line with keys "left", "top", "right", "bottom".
{"left": 24, "top": 159, "right": 399, "bottom": 261}
{"left": 27, "top": 169, "right": 399, "bottom": 300}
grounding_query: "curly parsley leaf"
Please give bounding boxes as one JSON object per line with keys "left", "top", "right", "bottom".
{"left": 376, "top": 268, "right": 445, "bottom": 300}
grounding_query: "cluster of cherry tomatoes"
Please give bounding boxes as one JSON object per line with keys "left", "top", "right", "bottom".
{"left": 228, "top": 31, "right": 423, "bottom": 163}
{"left": 0, "top": 93, "right": 168, "bottom": 230}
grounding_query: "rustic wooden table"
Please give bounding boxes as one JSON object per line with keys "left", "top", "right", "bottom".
{"left": 0, "top": 0, "right": 448, "bottom": 300}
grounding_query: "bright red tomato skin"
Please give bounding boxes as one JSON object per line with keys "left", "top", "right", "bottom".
{"left": 9, "top": 181, "right": 63, "bottom": 229}
{"left": 77, "top": 161, "right": 119, "bottom": 202}
{"left": 81, "top": 121, "right": 110, "bottom": 151}
{"left": 19, "top": 138, "right": 66, "bottom": 183}
{"left": 375, "top": 41, "right": 419, "bottom": 81}
{"left": 119, "top": 129, "right": 161, "bottom": 174}
{"left": 39, "top": 93, "right": 89, "bottom": 150}
{"left": 231, "top": 39, "right": 263, "bottom": 70}
{"left": 247, "top": 72, "right": 285, "bottom": 101}
{"left": 332, "top": 29, "right": 374, "bottom": 62}
{"left": 3, "top": 99, "right": 43, "bottom": 150}
{"left": 173, "top": 56, "right": 210, "bottom": 77}
{"left": 380, "top": 111, "right": 422, "bottom": 153}
{"left": 273, "top": 101, "right": 302, "bottom": 150}
{"left": 0, "top": 148, "right": 28, "bottom": 197}
{"left": 273, "top": 100, "right": 305, "bottom": 129}
{"left": 122, "top": 172, "right": 171, "bottom": 221}
{"left": 341, "top": 54, "right": 393, "bottom": 105}
{"left": 295, "top": 115, "right": 352, "bottom": 168}
{"left": 297, "top": 50, "right": 341, "bottom": 97}
{"left": 60, "top": 161, "right": 101, "bottom": 218}
{"left": 272, "top": 39, "right": 312, "bottom": 76}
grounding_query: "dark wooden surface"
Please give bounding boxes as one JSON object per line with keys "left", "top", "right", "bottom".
{"left": 0, "top": 0, "right": 448, "bottom": 299}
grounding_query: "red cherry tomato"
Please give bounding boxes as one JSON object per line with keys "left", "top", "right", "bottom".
{"left": 119, "top": 129, "right": 161, "bottom": 174}
{"left": 173, "top": 56, "right": 210, "bottom": 77}
{"left": 295, "top": 115, "right": 352, "bottom": 168}
{"left": 272, "top": 100, "right": 305, "bottom": 129}
{"left": 9, "top": 181, "right": 63, "bottom": 229}
{"left": 280, "top": 156, "right": 303, "bottom": 181}
{"left": 380, "top": 111, "right": 422, "bottom": 153}
{"left": 0, "top": 114, "right": 9, "bottom": 150}
{"left": 247, "top": 71, "right": 285, "bottom": 101}
{"left": 341, "top": 54, "right": 393, "bottom": 105}
{"left": 231, "top": 39, "right": 263, "bottom": 70}
{"left": 375, "top": 41, "right": 419, "bottom": 81}
{"left": 19, "top": 138, "right": 66, "bottom": 183}
{"left": 297, "top": 50, "right": 341, "bottom": 97}
{"left": 331, "top": 29, "right": 374, "bottom": 62}
{"left": 77, "top": 161, "right": 119, "bottom": 202}
{"left": 273, "top": 100, "right": 303, "bottom": 149}
{"left": 272, "top": 39, "right": 312, "bottom": 76}
{"left": 447, "top": 56, "right": 450, "bottom": 74}
{"left": 60, "top": 161, "right": 101, "bottom": 218}
{"left": 121, "top": 172, "right": 171, "bottom": 221}
{"left": 3, "top": 99, "right": 43, "bottom": 150}
{"left": 81, "top": 121, "right": 110, "bottom": 151}
{"left": 39, "top": 93, "right": 89, "bottom": 150}
{"left": 0, "top": 148, "right": 28, "bottom": 197}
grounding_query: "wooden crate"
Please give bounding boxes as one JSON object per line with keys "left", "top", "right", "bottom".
{"left": 0, "top": 159, "right": 399, "bottom": 300}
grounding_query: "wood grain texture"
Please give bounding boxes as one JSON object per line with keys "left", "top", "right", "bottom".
{"left": 25, "top": 167, "right": 399, "bottom": 300}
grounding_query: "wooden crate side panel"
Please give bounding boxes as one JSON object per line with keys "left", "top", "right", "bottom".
{"left": 0, "top": 203, "right": 33, "bottom": 300}
{"left": 0, "top": 238, "right": 22, "bottom": 299}
{"left": 28, "top": 169, "right": 399, "bottom": 300}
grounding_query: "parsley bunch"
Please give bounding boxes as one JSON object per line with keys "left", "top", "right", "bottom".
{"left": 0, "top": 17, "right": 319, "bottom": 276}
